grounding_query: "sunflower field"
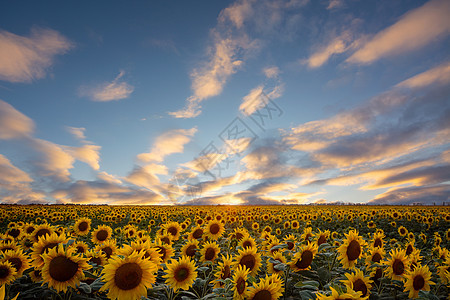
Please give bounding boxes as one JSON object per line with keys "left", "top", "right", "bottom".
{"left": 0, "top": 205, "right": 449, "bottom": 300}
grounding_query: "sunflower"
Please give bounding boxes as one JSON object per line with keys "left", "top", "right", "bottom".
{"left": 70, "top": 241, "right": 89, "bottom": 255}
{"left": 86, "top": 250, "right": 108, "bottom": 267}
{"left": 30, "top": 223, "right": 54, "bottom": 243}
{"left": 200, "top": 241, "right": 220, "bottom": 263}
{"left": 188, "top": 226, "right": 204, "bottom": 240}
{"left": 41, "top": 244, "right": 91, "bottom": 293}
{"left": 386, "top": 248, "right": 409, "bottom": 281}
{"left": 73, "top": 217, "right": 91, "bottom": 236}
{"left": 232, "top": 264, "right": 250, "bottom": 300}
{"left": 403, "top": 264, "right": 434, "bottom": 299}
{"left": 371, "top": 231, "right": 385, "bottom": 249}
{"left": 164, "top": 255, "right": 198, "bottom": 292}
{"left": 247, "top": 276, "right": 283, "bottom": 300}
{"left": 152, "top": 239, "right": 174, "bottom": 263}
{"left": 91, "top": 225, "right": 113, "bottom": 244}
{"left": 365, "top": 247, "right": 385, "bottom": 267}
{"left": 338, "top": 230, "right": 367, "bottom": 269}
{"left": 100, "top": 251, "right": 158, "bottom": 300}
{"left": 181, "top": 239, "right": 199, "bottom": 258}
{"left": 233, "top": 246, "right": 262, "bottom": 277}
{"left": 408, "top": 249, "right": 422, "bottom": 270}
{"left": 94, "top": 239, "right": 118, "bottom": 260}
{"left": 316, "top": 286, "right": 362, "bottom": 300}
{"left": 0, "top": 261, "right": 17, "bottom": 285}
{"left": 29, "top": 268, "right": 43, "bottom": 283}
{"left": 398, "top": 226, "right": 408, "bottom": 237}
{"left": 342, "top": 268, "right": 372, "bottom": 299}
{"left": 289, "top": 242, "right": 318, "bottom": 272}
{"left": 120, "top": 241, "right": 162, "bottom": 267}
{"left": 1, "top": 248, "right": 30, "bottom": 278}
{"left": 238, "top": 234, "right": 257, "bottom": 249}
{"left": 316, "top": 229, "right": 330, "bottom": 247}
{"left": 205, "top": 220, "right": 225, "bottom": 240}
{"left": 437, "top": 256, "right": 450, "bottom": 284}
{"left": 369, "top": 266, "right": 384, "bottom": 287}
{"left": 212, "top": 254, "right": 233, "bottom": 288}
{"left": 31, "top": 232, "right": 68, "bottom": 268}
{"left": 283, "top": 234, "right": 296, "bottom": 251}
{"left": 163, "top": 221, "right": 183, "bottom": 241}
{"left": 301, "top": 227, "right": 313, "bottom": 243}
{"left": 230, "top": 228, "right": 248, "bottom": 241}
{"left": 0, "top": 240, "right": 18, "bottom": 254}
{"left": 6, "top": 226, "right": 23, "bottom": 240}
{"left": 267, "top": 251, "right": 287, "bottom": 274}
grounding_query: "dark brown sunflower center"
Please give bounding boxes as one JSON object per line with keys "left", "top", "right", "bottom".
{"left": 318, "top": 235, "right": 327, "bottom": 245}
{"left": 102, "top": 246, "right": 113, "bottom": 258}
{"left": 167, "top": 226, "right": 178, "bottom": 236}
{"left": 174, "top": 266, "right": 189, "bottom": 282}
{"left": 240, "top": 254, "right": 256, "bottom": 271}
{"left": 193, "top": 229, "right": 203, "bottom": 239}
{"left": 42, "top": 242, "right": 58, "bottom": 254}
{"left": 96, "top": 230, "right": 108, "bottom": 241}
{"left": 35, "top": 229, "right": 51, "bottom": 240}
{"left": 406, "top": 245, "right": 413, "bottom": 256}
{"left": 156, "top": 246, "right": 167, "bottom": 260}
{"left": 26, "top": 227, "right": 35, "bottom": 234}
{"left": 346, "top": 240, "right": 361, "bottom": 261}
{"left": 371, "top": 252, "right": 381, "bottom": 263}
{"left": 0, "top": 266, "right": 10, "bottom": 278}
{"left": 90, "top": 256, "right": 102, "bottom": 266}
{"left": 7, "top": 257, "right": 22, "bottom": 272}
{"left": 353, "top": 279, "right": 367, "bottom": 296}
{"left": 413, "top": 275, "right": 425, "bottom": 290}
{"left": 295, "top": 250, "right": 313, "bottom": 269}
{"left": 392, "top": 259, "right": 404, "bottom": 275}
{"left": 76, "top": 246, "right": 85, "bottom": 253}
{"left": 222, "top": 265, "right": 231, "bottom": 279}
{"left": 8, "top": 229, "right": 20, "bottom": 238}
{"left": 114, "top": 262, "right": 143, "bottom": 290}
{"left": 252, "top": 290, "right": 272, "bottom": 300}
{"left": 374, "top": 238, "right": 382, "bottom": 248}
{"left": 236, "top": 232, "right": 243, "bottom": 240}
{"left": 185, "top": 245, "right": 196, "bottom": 257}
{"left": 287, "top": 241, "right": 294, "bottom": 250}
{"left": 243, "top": 241, "right": 252, "bottom": 248}
{"left": 236, "top": 277, "right": 246, "bottom": 294}
{"left": 209, "top": 224, "right": 220, "bottom": 235}
{"left": 78, "top": 222, "right": 88, "bottom": 232}
{"left": 305, "top": 234, "right": 312, "bottom": 241}
{"left": 205, "top": 248, "right": 216, "bottom": 261}
{"left": 400, "top": 228, "right": 406, "bottom": 234}
{"left": 49, "top": 255, "right": 79, "bottom": 282}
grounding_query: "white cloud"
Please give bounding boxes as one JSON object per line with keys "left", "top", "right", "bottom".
{"left": 0, "top": 27, "right": 73, "bottom": 83}
{"left": 0, "top": 154, "right": 32, "bottom": 184}
{"left": 66, "top": 144, "right": 101, "bottom": 170}
{"left": 79, "top": 70, "right": 134, "bottom": 102}
{"left": 240, "top": 84, "right": 283, "bottom": 116}
{"left": 66, "top": 126, "right": 86, "bottom": 141}
{"left": 0, "top": 99, "right": 34, "bottom": 139}
{"left": 347, "top": 0, "right": 450, "bottom": 64}
{"left": 263, "top": 66, "right": 280, "bottom": 78}
{"left": 327, "top": 0, "right": 343, "bottom": 10}
{"left": 396, "top": 61, "right": 450, "bottom": 89}
{"left": 137, "top": 128, "right": 197, "bottom": 163}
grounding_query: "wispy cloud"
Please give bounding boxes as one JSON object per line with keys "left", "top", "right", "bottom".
{"left": 169, "top": 0, "right": 304, "bottom": 118}
{"left": 66, "top": 126, "right": 86, "bottom": 141}
{"left": 0, "top": 154, "right": 32, "bottom": 184}
{"left": 79, "top": 70, "right": 134, "bottom": 102}
{"left": 347, "top": 0, "right": 450, "bottom": 65}
{"left": 137, "top": 128, "right": 197, "bottom": 163}
{"left": 0, "top": 27, "right": 73, "bottom": 83}
{"left": 326, "top": 0, "right": 344, "bottom": 10}
{"left": 396, "top": 61, "right": 450, "bottom": 89}
{"left": 0, "top": 99, "right": 35, "bottom": 139}
{"left": 263, "top": 66, "right": 280, "bottom": 78}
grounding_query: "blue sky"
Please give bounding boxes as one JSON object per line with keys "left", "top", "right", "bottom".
{"left": 0, "top": 0, "right": 449, "bottom": 205}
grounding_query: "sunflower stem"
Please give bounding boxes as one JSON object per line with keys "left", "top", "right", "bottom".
{"left": 328, "top": 251, "right": 338, "bottom": 272}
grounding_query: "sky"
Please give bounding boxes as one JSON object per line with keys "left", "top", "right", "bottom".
{"left": 0, "top": 0, "right": 449, "bottom": 206}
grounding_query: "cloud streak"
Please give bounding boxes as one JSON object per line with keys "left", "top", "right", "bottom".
{"left": 0, "top": 27, "right": 73, "bottom": 83}
{"left": 79, "top": 70, "right": 134, "bottom": 102}
{"left": 347, "top": 0, "right": 450, "bottom": 64}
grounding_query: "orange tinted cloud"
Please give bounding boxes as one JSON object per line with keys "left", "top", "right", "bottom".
{"left": 0, "top": 27, "right": 72, "bottom": 82}
{"left": 0, "top": 99, "right": 34, "bottom": 139}
{"left": 347, "top": 0, "right": 450, "bottom": 64}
